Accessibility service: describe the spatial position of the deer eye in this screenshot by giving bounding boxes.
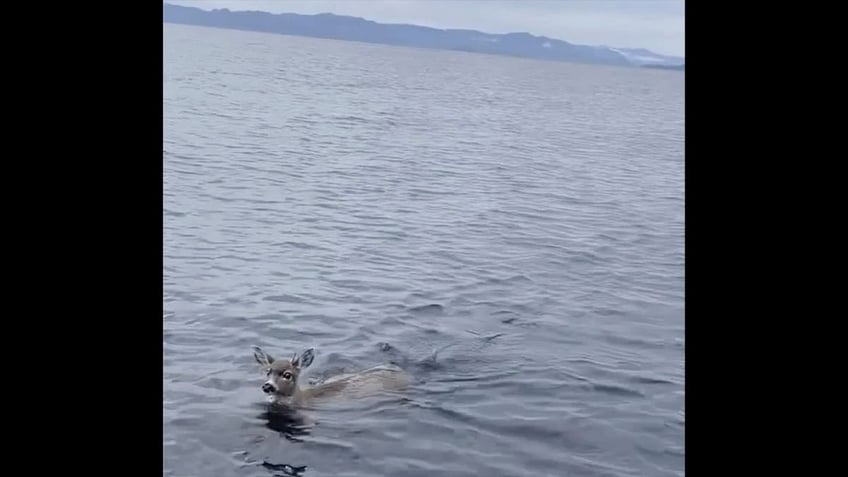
[282,372,293,380]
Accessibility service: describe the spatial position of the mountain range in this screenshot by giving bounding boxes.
[163,3,684,69]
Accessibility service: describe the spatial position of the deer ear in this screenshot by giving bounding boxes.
[291,347,315,369]
[253,346,274,368]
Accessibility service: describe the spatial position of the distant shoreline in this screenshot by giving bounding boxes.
[641,64,685,71]
[163,3,684,69]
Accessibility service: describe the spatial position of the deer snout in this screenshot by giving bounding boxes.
[262,382,276,394]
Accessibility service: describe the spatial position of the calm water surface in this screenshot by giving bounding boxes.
[164,23,684,477]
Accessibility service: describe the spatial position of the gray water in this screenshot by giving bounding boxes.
[164,23,684,477]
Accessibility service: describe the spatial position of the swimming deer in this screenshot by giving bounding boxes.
[253,345,410,406]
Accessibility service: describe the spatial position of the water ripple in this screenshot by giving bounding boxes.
[165,24,684,477]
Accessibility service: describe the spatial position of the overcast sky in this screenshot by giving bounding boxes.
[168,1,685,57]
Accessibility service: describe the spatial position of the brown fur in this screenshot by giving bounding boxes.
[254,346,409,406]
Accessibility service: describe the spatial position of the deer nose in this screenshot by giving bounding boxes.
[262,383,275,393]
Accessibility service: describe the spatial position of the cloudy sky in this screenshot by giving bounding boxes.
[168,1,685,57]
